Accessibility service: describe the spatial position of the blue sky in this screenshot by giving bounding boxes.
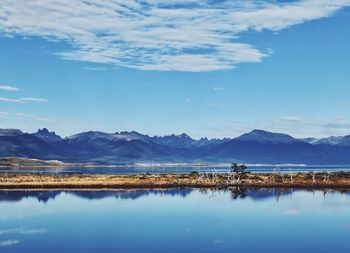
[0,0,350,139]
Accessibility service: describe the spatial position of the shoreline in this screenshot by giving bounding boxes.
[3,157,350,169]
[1,172,350,190]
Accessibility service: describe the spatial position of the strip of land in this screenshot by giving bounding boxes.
[0,157,218,168]
[1,172,350,190]
[0,157,78,167]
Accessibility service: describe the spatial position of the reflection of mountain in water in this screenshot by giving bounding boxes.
[70,188,193,200]
[0,189,193,203]
[0,188,349,203]
[225,188,350,201]
[197,188,295,201]
[0,190,62,203]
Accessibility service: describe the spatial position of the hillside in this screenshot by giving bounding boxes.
[1,128,350,165]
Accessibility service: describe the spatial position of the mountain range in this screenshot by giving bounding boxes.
[1,128,350,165]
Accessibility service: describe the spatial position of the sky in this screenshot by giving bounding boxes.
[0,0,350,139]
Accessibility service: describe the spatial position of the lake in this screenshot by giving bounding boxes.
[0,188,349,253]
[1,165,350,174]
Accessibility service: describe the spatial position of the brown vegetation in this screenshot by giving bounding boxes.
[1,172,350,190]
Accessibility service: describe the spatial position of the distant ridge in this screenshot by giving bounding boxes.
[313,135,350,146]
[1,128,350,165]
[0,128,23,136]
[235,129,297,143]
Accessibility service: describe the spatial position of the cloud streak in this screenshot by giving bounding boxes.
[0,228,47,235]
[0,0,349,71]
[83,67,107,71]
[195,114,350,139]
[0,97,48,103]
[0,85,19,91]
[20,97,49,103]
[0,240,19,247]
[213,87,224,91]
[0,97,24,103]
[281,116,303,122]
[0,111,58,122]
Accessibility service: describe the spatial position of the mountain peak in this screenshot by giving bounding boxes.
[236,129,297,143]
[113,131,150,141]
[178,133,191,139]
[37,128,50,134]
[34,128,62,142]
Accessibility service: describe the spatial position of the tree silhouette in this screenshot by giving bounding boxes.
[230,163,247,175]
[230,163,248,184]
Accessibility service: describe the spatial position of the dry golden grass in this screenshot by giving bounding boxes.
[1,172,350,190]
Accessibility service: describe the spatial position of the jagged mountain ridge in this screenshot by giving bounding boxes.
[33,128,62,143]
[1,128,350,164]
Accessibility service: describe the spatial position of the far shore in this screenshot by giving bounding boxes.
[0,156,226,168]
[1,172,350,190]
[2,157,350,169]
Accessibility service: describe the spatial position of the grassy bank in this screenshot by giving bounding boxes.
[1,172,350,190]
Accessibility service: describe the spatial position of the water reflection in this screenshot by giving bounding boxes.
[1,188,350,253]
[1,188,349,203]
[0,189,193,203]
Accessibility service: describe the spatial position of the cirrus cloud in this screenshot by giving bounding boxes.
[0,240,19,247]
[0,97,24,103]
[0,0,349,72]
[0,97,48,103]
[0,228,47,235]
[20,97,49,103]
[0,111,58,122]
[0,85,19,91]
[281,116,303,122]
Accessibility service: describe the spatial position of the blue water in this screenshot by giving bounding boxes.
[1,165,350,174]
[0,188,350,252]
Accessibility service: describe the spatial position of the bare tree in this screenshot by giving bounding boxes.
[230,163,248,184]
[312,171,316,183]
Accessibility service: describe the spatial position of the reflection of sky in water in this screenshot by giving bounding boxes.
[0,189,350,252]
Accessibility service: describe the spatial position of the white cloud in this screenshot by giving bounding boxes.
[0,97,49,103]
[0,228,47,235]
[0,240,19,247]
[0,85,19,91]
[281,116,303,122]
[0,111,58,122]
[18,228,47,235]
[0,0,349,72]
[213,87,224,91]
[20,97,49,103]
[0,97,23,103]
[195,115,350,139]
[83,67,107,71]
[269,116,350,137]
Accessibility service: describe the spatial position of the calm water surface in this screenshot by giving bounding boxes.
[0,188,349,252]
[1,165,350,174]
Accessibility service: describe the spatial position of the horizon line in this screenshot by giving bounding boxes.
[1,127,348,141]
